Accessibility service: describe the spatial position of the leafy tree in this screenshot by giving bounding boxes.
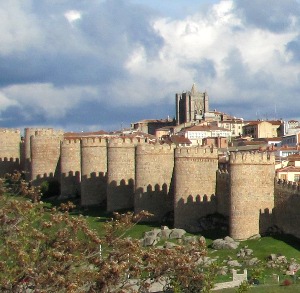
[0,172,216,292]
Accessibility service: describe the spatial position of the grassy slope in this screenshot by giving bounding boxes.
[43,198,300,292]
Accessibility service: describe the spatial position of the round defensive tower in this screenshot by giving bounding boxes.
[60,138,81,198]
[229,151,275,240]
[0,128,21,176]
[174,146,218,230]
[107,138,137,212]
[135,141,175,222]
[25,128,64,181]
[81,137,107,206]
[30,130,64,186]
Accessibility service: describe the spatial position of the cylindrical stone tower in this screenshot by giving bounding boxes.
[174,146,218,230]
[0,128,21,176]
[30,130,63,185]
[107,138,136,212]
[135,141,175,222]
[81,137,107,206]
[60,138,81,198]
[229,151,275,240]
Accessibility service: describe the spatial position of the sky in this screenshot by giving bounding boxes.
[1,0,300,132]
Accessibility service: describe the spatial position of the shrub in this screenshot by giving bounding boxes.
[40,180,60,197]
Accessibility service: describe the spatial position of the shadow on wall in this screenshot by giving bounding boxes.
[259,208,274,236]
[175,194,218,231]
[135,183,174,223]
[81,172,107,206]
[61,171,81,198]
[107,178,134,212]
[0,158,20,177]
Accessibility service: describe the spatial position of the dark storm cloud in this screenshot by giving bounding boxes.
[234,0,300,32]
[0,0,163,88]
[2,0,300,131]
[286,35,300,62]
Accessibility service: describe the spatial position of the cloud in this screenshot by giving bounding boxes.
[1,0,300,131]
[234,0,300,33]
[1,83,97,119]
[64,10,81,23]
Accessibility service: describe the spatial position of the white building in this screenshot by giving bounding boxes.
[179,125,231,145]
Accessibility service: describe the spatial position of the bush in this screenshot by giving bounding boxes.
[40,180,60,197]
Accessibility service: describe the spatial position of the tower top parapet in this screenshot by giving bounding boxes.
[81,137,107,147]
[229,151,275,165]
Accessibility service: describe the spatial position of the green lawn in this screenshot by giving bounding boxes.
[41,197,300,292]
[216,283,300,292]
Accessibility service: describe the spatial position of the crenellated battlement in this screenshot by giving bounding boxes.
[31,135,63,142]
[108,137,140,147]
[136,142,175,154]
[2,126,300,240]
[175,146,218,158]
[0,128,20,134]
[61,138,81,145]
[230,151,275,165]
[217,169,229,179]
[177,194,216,204]
[33,128,64,137]
[0,157,19,162]
[81,137,107,147]
[275,179,300,192]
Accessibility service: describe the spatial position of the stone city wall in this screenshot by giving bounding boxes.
[0,128,21,176]
[229,152,275,240]
[135,142,175,222]
[174,146,218,229]
[30,131,64,185]
[4,127,300,241]
[107,138,137,212]
[81,137,107,206]
[60,138,81,198]
[273,180,300,238]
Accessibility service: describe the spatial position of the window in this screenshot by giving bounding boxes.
[294,174,300,182]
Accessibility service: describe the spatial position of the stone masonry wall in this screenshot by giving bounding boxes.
[81,137,107,206]
[60,138,81,198]
[30,131,64,185]
[229,152,275,240]
[216,170,230,217]
[273,181,300,238]
[0,128,21,176]
[107,138,137,212]
[174,146,218,230]
[135,141,175,222]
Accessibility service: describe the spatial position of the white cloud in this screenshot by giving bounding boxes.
[2,83,98,119]
[0,1,43,54]
[64,10,81,23]
[1,0,300,129]
[121,0,300,119]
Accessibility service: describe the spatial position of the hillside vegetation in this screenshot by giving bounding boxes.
[1,172,300,293]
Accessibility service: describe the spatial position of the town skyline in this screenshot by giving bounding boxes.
[1,0,300,132]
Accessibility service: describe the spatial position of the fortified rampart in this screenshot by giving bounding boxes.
[81,137,107,206]
[174,146,218,229]
[0,128,21,176]
[30,129,64,185]
[229,152,275,240]
[60,138,81,198]
[216,170,230,217]
[272,181,300,239]
[107,138,137,212]
[4,127,300,240]
[135,142,175,222]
